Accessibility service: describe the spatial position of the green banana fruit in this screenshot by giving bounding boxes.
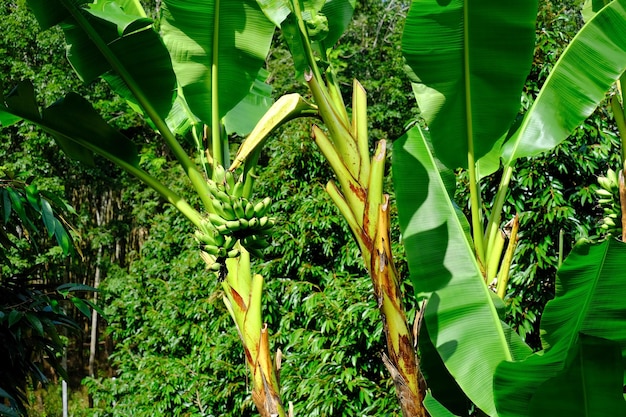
[244,200,255,219]
[225,170,236,191]
[233,199,246,219]
[232,181,245,199]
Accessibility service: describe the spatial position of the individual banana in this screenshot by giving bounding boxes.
[213,164,226,183]
[595,188,614,198]
[224,220,243,233]
[208,213,229,227]
[211,198,237,221]
[231,180,245,199]
[258,216,275,230]
[603,217,616,227]
[223,235,236,250]
[233,199,246,219]
[200,244,222,256]
[244,200,255,219]
[253,197,272,217]
[225,170,236,191]
[238,218,250,229]
[194,230,216,245]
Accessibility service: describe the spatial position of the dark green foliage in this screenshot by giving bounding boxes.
[0,176,95,416]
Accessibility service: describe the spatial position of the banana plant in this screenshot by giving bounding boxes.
[396,0,626,415]
[232,0,430,414]
[0,0,292,415]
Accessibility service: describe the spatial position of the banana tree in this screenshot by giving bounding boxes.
[0,0,287,415]
[395,0,626,415]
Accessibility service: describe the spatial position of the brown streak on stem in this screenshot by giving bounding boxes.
[371,197,428,417]
[229,287,247,311]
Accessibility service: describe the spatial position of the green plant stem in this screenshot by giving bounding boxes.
[291,0,324,87]
[60,0,212,211]
[485,165,514,257]
[496,214,519,299]
[306,72,360,178]
[352,79,370,184]
[211,0,223,168]
[467,149,486,273]
[118,159,203,229]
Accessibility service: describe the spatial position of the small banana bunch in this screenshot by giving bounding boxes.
[596,168,622,234]
[195,168,275,270]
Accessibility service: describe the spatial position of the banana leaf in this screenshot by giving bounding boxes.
[494,239,626,417]
[25,0,177,120]
[528,334,626,417]
[393,125,520,416]
[0,81,138,167]
[501,0,626,163]
[402,0,537,169]
[160,0,275,125]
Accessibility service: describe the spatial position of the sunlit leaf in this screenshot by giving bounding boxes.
[502,0,626,163]
[402,0,537,169]
[393,125,512,415]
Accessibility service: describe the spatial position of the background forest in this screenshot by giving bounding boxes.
[0,0,621,415]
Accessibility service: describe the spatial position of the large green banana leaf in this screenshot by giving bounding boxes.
[402,0,537,169]
[393,126,519,416]
[501,0,626,164]
[160,0,275,125]
[25,0,177,120]
[494,239,626,417]
[0,81,138,167]
[529,334,626,417]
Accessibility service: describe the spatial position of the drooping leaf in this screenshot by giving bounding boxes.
[502,0,626,163]
[160,0,275,125]
[528,334,626,417]
[57,283,99,294]
[40,199,56,238]
[393,126,513,416]
[24,0,176,120]
[1,81,139,167]
[494,239,626,417]
[319,0,356,49]
[53,218,72,255]
[24,184,40,211]
[8,310,22,327]
[402,0,537,169]
[71,297,92,318]
[25,313,44,337]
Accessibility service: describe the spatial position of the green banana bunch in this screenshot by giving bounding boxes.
[595,168,622,235]
[203,167,276,259]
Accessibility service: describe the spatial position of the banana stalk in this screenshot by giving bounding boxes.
[307,75,427,415]
[374,195,427,417]
[220,250,285,417]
